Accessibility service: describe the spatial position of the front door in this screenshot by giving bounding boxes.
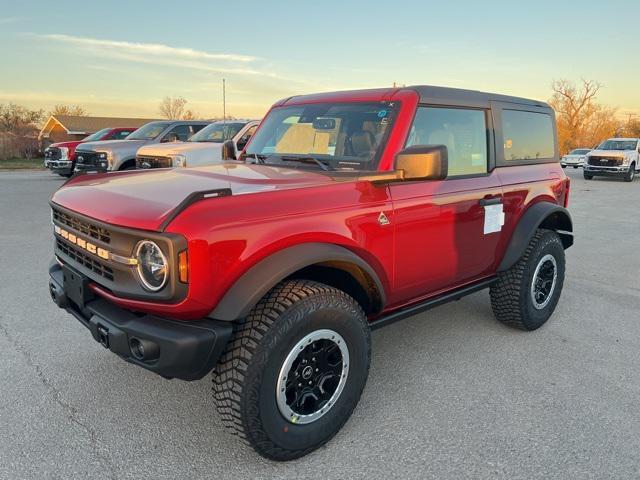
[388,105,504,307]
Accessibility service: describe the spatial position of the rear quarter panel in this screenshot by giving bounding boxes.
[496,163,569,260]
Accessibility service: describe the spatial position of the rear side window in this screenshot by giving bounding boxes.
[502,110,554,161]
[407,107,488,176]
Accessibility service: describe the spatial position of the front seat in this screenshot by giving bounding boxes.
[348,130,376,158]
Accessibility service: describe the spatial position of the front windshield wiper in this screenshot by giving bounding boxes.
[242,153,268,164]
[279,155,334,171]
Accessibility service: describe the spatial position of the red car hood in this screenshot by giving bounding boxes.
[48,140,83,149]
[51,163,334,231]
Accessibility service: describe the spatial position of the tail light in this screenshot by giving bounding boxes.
[564,178,570,207]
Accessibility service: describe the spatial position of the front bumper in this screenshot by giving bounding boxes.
[584,165,630,175]
[74,162,108,174]
[561,160,583,167]
[48,160,73,175]
[48,262,232,381]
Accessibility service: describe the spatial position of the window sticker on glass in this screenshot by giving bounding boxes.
[377,110,388,118]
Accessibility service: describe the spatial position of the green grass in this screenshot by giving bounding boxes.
[0,157,46,170]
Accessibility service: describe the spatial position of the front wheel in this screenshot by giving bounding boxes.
[624,164,635,182]
[584,172,594,180]
[490,229,565,331]
[212,280,371,461]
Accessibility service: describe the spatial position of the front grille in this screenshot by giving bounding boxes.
[75,151,99,166]
[588,156,623,167]
[45,148,61,161]
[136,155,172,169]
[56,238,114,281]
[52,208,111,244]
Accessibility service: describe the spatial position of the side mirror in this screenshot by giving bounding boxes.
[395,145,448,181]
[222,139,236,160]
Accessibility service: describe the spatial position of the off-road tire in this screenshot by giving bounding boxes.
[212,280,371,461]
[623,163,635,182]
[583,172,594,180]
[490,229,565,331]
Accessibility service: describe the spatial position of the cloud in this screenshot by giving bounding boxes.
[39,34,256,63]
[0,17,22,24]
[27,33,289,78]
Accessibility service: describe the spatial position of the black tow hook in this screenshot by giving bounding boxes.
[97,325,109,348]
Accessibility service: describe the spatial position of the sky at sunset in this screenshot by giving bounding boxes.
[1,0,638,120]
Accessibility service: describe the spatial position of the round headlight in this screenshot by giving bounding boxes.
[135,240,168,291]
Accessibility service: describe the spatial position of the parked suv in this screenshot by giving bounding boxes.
[74,120,210,173]
[583,138,640,181]
[48,86,572,461]
[44,127,137,177]
[136,120,260,169]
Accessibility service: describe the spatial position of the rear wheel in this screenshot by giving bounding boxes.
[212,280,371,461]
[490,229,565,331]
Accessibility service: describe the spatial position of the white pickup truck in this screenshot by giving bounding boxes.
[135,120,259,169]
[583,138,640,182]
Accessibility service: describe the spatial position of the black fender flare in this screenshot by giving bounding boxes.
[209,243,386,321]
[498,202,573,272]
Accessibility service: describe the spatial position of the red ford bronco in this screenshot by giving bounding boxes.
[48,86,572,460]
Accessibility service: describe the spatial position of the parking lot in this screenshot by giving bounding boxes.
[1,168,639,479]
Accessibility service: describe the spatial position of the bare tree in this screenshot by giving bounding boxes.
[0,103,43,135]
[549,79,621,154]
[621,117,640,137]
[49,104,89,117]
[159,96,188,119]
[0,103,44,159]
[182,109,201,120]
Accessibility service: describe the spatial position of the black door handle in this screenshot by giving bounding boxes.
[479,197,502,206]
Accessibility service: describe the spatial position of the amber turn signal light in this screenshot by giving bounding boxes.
[178,250,189,283]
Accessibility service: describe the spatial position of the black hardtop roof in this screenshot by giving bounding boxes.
[407,85,550,108]
[280,85,550,110]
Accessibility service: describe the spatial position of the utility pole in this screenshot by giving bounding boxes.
[222,78,226,124]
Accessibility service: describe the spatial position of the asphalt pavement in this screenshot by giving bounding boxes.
[0,168,639,479]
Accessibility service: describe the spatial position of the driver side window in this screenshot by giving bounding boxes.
[237,125,257,150]
[407,107,488,176]
[164,125,191,142]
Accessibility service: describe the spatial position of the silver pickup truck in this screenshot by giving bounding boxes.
[135,120,259,169]
[74,120,211,173]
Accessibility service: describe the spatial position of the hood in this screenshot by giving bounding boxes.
[137,141,224,167]
[587,149,627,157]
[137,141,220,156]
[47,140,83,149]
[51,163,334,231]
[77,139,146,153]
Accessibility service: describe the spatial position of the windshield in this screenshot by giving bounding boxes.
[597,140,638,151]
[569,149,590,155]
[189,122,246,143]
[127,122,172,140]
[244,102,397,171]
[82,128,112,142]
